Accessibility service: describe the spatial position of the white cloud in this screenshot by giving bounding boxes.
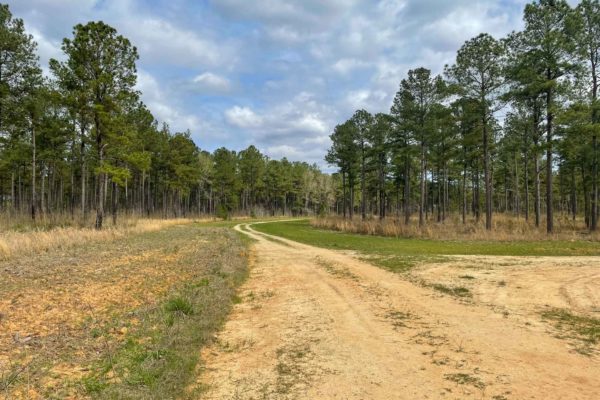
[225,92,332,148]
[332,58,370,75]
[225,106,264,128]
[125,18,231,68]
[344,89,389,111]
[192,72,232,93]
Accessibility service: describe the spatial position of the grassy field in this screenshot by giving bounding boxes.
[0,221,250,399]
[252,219,600,272]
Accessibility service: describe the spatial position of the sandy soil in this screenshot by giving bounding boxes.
[412,255,600,318]
[197,223,600,400]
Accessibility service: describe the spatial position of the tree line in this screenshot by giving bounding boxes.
[0,4,335,228]
[326,0,600,233]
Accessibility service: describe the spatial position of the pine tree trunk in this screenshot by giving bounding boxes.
[95,143,105,230]
[404,155,410,224]
[350,182,354,220]
[592,134,598,231]
[483,122,492,230]
[534,154,541,228]
[524,155,530,222]
[342,172,347,219]
[31,122,36,221]
[462,162,467,224]
[41,165,46,216]
[112,181,118,225]
[546,81,554,233]
[419,139,426,227]
[361,148,366,220]
[513,153,521,217]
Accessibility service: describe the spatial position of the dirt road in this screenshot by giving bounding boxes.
[196,223,600,399]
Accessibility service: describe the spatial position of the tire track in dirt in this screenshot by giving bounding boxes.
[195,223,600,399]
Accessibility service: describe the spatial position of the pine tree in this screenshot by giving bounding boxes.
[446,33,506,230]
[52,21,139,229]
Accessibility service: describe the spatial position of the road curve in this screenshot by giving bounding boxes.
[193,222,600,400]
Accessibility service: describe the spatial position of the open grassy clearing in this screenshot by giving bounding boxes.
[252,220,600,272]
[0,222,250,399]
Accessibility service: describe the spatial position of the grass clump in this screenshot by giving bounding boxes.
[541,309,600,353]
[444,373,485,389]
[431,284,472,298]
[164,297,194,316]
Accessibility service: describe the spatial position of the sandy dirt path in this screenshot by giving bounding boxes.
[196,223,600,400]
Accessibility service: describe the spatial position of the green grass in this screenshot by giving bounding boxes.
[541,308,600,353]
[252,219,600,257]
[431,284,472,298]
[250,219,600,274]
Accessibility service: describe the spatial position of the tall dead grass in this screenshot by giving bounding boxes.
[0,218,191,260]
[312,214,600,242]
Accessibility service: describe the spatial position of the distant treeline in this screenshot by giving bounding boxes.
[0,4,334,227]
[326,0,600,233]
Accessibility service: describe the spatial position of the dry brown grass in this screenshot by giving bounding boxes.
[0,218,192,260]
[312,214,600,242]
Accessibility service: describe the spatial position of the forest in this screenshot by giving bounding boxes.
[326,0,600,233]
[2,0,600,234]
[2,2,600,398]
[0,4,334,229]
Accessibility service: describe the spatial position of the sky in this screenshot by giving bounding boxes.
[8,0,580,168]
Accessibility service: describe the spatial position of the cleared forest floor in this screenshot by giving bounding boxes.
[195,222,600,399]
[0,222,249,399]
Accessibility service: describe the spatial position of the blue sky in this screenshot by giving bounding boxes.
[8,0,580,167]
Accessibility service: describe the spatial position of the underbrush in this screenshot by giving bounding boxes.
[313,214,599,242]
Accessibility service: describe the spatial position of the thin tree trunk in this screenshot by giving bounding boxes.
[534,153,541,228]
[95,144,105,230]
[483,122,492,230]
[404,156,410,224]
[546,81,554,233]
[462,160,467,224]
[592,134,598,230]
[31,122,36,221]
[524,152,530,222]
[41,165,46,215]
[342,171,347,219]
[571,168,577,221]
[361,148,366,220]
[419,139,426,227]
[112,181,118,225]
[514,152,520,216]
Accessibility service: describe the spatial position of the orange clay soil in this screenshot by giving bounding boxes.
[194,223,600,400]
[0,223,205,399]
